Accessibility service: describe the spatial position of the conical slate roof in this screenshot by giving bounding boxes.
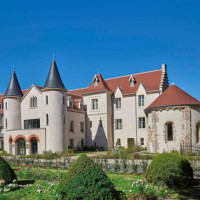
[44,58,66,90]
[146,84,200,110]
[4,70,23,98]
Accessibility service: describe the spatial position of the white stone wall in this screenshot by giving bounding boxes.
[66,110,85,150]
[4,98,21,130]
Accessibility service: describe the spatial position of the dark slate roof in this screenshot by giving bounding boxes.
[4,70,23,98]
[44,58,66,90]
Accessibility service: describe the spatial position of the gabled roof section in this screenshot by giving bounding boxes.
[84,73,111,94]
[69,69,163,96]
[4,70,23,98]
[43,57,66,91]
[146,84,200,110]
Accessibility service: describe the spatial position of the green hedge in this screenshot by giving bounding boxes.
[0,156,17,184]
[59,167,119,200]
[145,153,193,187]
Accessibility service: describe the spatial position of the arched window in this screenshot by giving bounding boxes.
[30,96,37,108]
[17,138,26,155]
[31,138,38,154]
[46,114,49,126]
[196,122,200,144]
[166,123,173,141]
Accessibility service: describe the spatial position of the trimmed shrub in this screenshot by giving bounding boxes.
[61,154,100,183]
[0,156,17,184]
[59,167,119,200]
[145,153,193,187]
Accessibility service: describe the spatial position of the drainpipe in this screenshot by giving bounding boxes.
[135,94,138,146]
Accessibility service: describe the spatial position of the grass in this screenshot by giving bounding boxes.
[1,166,200,199]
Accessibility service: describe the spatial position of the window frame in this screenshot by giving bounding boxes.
[92,98,98,110]
[80,122,84,132]
[166,123,173,141]
[116,98,121,109]
[116,119,122,130]
[69,121,74,133]
[138,117,145,129]
[138,95,144,107]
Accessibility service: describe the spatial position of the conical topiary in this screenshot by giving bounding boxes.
[61,154,100,183]
[0,156,17,184]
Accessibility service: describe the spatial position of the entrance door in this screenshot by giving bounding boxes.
[17,139,26,155]
[31,138,38,154]
[127,138,134,149]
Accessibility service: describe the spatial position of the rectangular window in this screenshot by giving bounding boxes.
[45,96,48,105]
[92,99,98,110]
[116,138,121,146]
[70,139,74,149]
[69,101,73,109]
[24,119,40,129]
[116,119,122,129]
[80,122,84,132]
[116,98,121,109]
[89,121,92,128]
[0,103,2,110]
[140,138,144,145]
[5,102,7,110]
[138,117,145,128]
[69,121,74,133]
[138,95,144,107]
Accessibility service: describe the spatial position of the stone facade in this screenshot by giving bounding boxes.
[0,60,200,155]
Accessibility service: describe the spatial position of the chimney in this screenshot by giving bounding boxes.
[162,63,167,72]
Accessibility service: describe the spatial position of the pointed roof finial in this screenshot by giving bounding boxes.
[13,65,15,72]
[53,52,55,61]
[97,68,99,74]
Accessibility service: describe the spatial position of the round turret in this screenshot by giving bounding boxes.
[3,69,23,130]
[42,57,67,152]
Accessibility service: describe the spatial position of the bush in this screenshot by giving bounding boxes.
[145,153,193,187]
[61,154,100,183]
[59,167,119,200]
[0,156,17,184]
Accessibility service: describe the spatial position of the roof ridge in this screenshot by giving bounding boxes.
[69,87,89,91]
[105,69,162,81]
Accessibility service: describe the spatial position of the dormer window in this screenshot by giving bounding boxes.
[93,75,99,87]
[68,96,73,109]
[30,96,37,108]
[79,99,83,110]
[129,76,135,87]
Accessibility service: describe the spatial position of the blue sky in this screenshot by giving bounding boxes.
[0,0,199,99]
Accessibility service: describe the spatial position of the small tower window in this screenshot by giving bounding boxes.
[45,96,48,105]
[46,114,49,126]
[5,102,7,110]
[63,96,65,105]
[5,118,7,129]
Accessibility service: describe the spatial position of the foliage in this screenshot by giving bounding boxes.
[145,153,194,187]
[0,150,10,156]
[15,165,66,182]
[0,157,17,184]
[61,154,100,183]
[59,167,119,200]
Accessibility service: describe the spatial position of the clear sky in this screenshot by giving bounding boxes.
[0,0,199,99]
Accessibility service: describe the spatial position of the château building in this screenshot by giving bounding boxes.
[0,57,200,155]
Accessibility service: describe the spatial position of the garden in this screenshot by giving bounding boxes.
[0,147,200,199]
